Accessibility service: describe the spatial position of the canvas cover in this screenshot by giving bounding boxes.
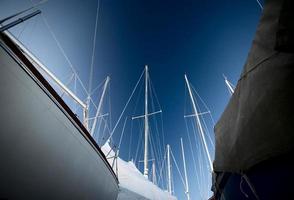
[214,0,294,173]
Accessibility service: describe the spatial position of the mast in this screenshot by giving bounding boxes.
[83,106,89,130]
[90,76,110,136]
[144,65,149,177]
[152,160,156,185]
[223,74,235,95]
[184,74,213,171]
[167,144,172,194]
[131,65,161,178]
[181,138,190,200]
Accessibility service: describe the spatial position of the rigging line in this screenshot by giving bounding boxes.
[134,119,144,163]
[106,68,145,141]
[190,83,215,125]
[129,75,144,160]
[90,76,106,96]
[40,14,89,96]
[201,115,215,148]
[170,148,186,188]
[81,96,98,111]
[149,79,164,157]
[88,0,100,95]
[118,117,128,151]
[160,113,166,154]
[171,166,175,195]
[100,117,109,140]
[192,115,206,195]
[108,83,112,131]
[148,82,164,171]
[191,87,214,164]
[100,116,112,142]
[95,115,110,134]
[184,118,201,194]
[90,97,98,110]
[149,78,165,157]
[157,146,167,185]
[60,73,75,98]
[74,74,77,111]
[137,134,144,169]
[256,0,263,9]
[96,116,103,140]
[191,116,210,198]
[128,119,134,161]
[165,156,168,191]
[100,121,107,144]
[149,77,162,109]
[132,84,144,116]
[149,78,166,166]
[192,89,215,149]
[150,128,163,176]
[191,115,205,172]
[17,18,29,39]
[25,12,39,46]
[149,130,157,166]
[148,128,156,162]
[149,128,161,179]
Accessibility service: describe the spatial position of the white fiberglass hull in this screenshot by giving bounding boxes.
[0,33,118,199]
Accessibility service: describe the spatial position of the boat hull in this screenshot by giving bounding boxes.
[0,34,118,199]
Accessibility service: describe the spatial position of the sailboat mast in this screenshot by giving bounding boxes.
[184,74,213,171]
[152,160,156,184]
[181,138,190,200]
[167,144,172,194]
[90,76,110,136]
[223,74,235,95]
[144,65,149,177]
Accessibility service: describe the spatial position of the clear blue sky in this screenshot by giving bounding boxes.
[0,0,263,199]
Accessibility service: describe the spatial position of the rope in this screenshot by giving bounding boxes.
[170,148,186,188]
[134,119,144,164]
[184,118,201,194]
[88,0,100,96]
[118,117,128,152]
[149,78,165,170]
[17,19,29,39]
[128,119,134,161]
[90,76,106,95]
[41,14,89,96]
[157,147,167,186]
[128,78,144,160]
[106,68,145,141]
[191,84,216,125]
[256,0,263,9]
[243,174,260,200]
[240,176,249,198]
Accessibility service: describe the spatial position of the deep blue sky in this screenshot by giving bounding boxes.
[0,0,263,199]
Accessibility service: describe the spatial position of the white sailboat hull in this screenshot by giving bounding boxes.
[0,33,118,199]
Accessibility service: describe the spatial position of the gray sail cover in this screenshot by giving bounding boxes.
[214,0,294,173]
